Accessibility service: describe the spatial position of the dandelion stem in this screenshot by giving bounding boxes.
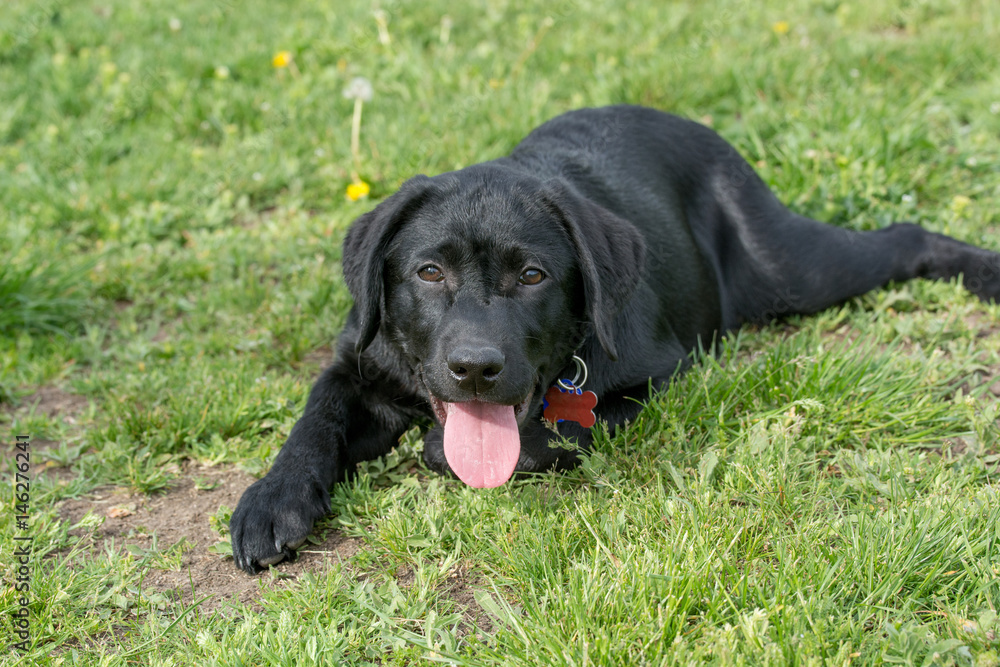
[374,10,391,47]
[351,97,364,183]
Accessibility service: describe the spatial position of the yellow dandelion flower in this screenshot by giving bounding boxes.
[346,180,370,201]
[772,21,790,36]
[272,51,293,68]
[951,195,971,216]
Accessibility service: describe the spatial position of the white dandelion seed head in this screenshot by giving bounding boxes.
[343,76,374,102]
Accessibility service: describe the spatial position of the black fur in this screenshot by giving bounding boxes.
[230,105,1000,573]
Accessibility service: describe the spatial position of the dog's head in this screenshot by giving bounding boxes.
[342,166,644,487]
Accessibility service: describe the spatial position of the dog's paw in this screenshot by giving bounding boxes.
[229,473,330,574]
[421,426,452,476]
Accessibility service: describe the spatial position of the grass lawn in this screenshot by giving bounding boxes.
[2,0,1000,664]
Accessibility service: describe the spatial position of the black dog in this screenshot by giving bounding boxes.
[230,105,1000,573]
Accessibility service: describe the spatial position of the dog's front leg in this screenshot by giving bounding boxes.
[230,359,411,573]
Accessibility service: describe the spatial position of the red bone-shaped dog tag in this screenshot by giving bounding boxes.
[543,383,598,428]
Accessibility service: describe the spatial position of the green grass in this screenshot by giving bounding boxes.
[2,0,1000,664]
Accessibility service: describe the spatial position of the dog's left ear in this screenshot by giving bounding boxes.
[543,180,645,361]
[343,175,435,353]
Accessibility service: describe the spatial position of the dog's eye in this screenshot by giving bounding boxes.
[518,269,545,285]
[418,265,445,282]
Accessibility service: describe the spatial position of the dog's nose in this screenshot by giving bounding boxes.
[447,345,504,392]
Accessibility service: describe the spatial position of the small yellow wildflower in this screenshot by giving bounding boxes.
[272,51,293,68]
[346,180,370,201]
[772,21,790,36]
[951,195,971,216]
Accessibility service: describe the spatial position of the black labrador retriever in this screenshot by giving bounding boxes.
[230,105,1000,573]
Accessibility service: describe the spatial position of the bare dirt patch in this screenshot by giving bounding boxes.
[2,384,90,423]
[57,461,364,614]
[963,311,1000,340]
[393,563,495,636]
[442,569,495,637]
[1,385,91,482]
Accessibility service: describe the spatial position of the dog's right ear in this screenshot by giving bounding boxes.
[342,175,434,354]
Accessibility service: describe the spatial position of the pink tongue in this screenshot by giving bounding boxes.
[443,402,520,488]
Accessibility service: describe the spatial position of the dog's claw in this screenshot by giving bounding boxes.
[255,537,307,568]
[258,551,288,567]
